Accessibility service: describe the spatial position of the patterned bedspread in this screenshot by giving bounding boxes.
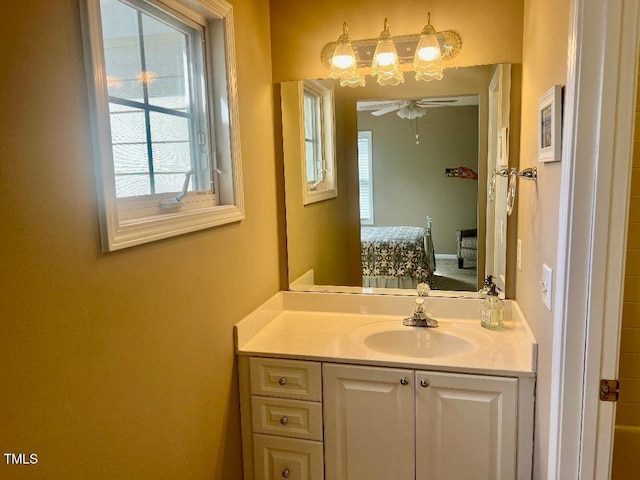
[361,226,434,285]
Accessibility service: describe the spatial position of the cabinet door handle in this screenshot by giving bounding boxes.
[278,377,287,386]
[281,468,290,478]
[400,377,409,385]
[279,416,288,425]
[420,378,430,388]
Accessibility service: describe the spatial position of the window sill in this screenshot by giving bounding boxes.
[103,203,244,251]
[303,187,338,205]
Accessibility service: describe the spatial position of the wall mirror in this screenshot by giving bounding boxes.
[280,63,515,297]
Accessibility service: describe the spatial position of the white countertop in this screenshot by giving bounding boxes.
[235,291,537,378]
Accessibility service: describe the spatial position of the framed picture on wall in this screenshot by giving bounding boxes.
[538,85,563,162]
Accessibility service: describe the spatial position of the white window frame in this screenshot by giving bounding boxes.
[358,130,374,225]
[300,79,337,205]
[81,0,244,251]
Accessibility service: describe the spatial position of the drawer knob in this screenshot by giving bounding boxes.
[279,416,288,425]
[400,377,409,386]
[278,377,287,386]
[281,468,290,478]
[420,378,430,388]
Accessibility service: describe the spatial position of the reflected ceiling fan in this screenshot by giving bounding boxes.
[358,98,459,119]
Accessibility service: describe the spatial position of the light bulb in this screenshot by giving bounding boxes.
[332,54,355,70]
[417,46,439,62]
[376,51,397,67]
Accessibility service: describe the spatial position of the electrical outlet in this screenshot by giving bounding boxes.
[517,239,522,271]
[541,264,553,311]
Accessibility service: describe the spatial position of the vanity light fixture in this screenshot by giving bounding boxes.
[321,13,461,88]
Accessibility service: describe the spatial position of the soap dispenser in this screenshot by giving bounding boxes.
[478,275,494,299]
[481,283,504,330]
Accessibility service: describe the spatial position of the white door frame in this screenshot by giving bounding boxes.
[548,0,639,479]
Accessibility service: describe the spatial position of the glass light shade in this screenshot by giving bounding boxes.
[413,17,444,82]
[329,23,359,80]
[340,72,366,88]
[371,18,403,85]
[375,71,404,86]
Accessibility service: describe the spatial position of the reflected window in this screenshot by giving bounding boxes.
[303,88,322,186]
[358,131,374,224]
[301,80,337,205]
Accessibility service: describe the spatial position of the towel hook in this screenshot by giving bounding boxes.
[505,167,537,216]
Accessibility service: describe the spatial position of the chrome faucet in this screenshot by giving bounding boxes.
[403,283,439,328]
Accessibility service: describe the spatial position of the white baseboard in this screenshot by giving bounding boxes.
[435,254,457,260]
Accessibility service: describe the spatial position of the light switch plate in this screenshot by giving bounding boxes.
[517,239,522,271]
[542,264,553,311]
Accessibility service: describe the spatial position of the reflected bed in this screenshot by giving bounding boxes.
[361,226,436,289]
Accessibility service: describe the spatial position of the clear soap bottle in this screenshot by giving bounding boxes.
[481,284,504,330]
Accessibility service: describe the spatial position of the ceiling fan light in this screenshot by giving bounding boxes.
[329,23,359,80]
[414,14,444,82]
[397,105,426,120]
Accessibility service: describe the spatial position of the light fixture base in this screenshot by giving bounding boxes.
[321,30,461,70]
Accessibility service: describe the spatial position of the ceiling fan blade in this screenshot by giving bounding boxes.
[417,100,458,107]
[417,99,458,105]
[371,104,405,116]
[357,101,405,111]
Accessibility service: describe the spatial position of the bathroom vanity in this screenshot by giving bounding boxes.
[235,291,537,480]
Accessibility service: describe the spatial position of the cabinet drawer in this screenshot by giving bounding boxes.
[250,357,322,401]
[252,396,323,441]
[253,434,324,480]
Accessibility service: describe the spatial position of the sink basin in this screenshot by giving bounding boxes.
[348,320,490,359]
[364,329,475,358]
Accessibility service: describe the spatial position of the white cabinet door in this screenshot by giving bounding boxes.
[323,363,415,480]
[415,371,518,480]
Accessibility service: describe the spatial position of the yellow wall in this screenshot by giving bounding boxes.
[611,69,640,479]
[269,0,525,82]
[0,1,279,478]
[515,0,570,478]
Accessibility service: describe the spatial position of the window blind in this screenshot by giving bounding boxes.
[357,131,373,224]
